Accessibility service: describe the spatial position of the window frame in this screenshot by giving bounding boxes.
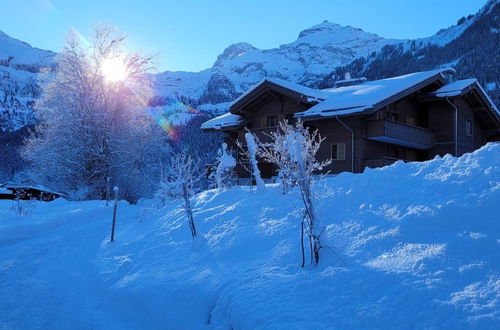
[331,143,346,161]
[465,119,473,137]
[266,115,278,128]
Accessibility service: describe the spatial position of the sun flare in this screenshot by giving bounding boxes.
[101,57,127,82]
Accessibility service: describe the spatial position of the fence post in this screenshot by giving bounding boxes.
[110,186,119,242]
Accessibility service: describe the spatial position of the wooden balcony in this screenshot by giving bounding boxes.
[366,120,435,150]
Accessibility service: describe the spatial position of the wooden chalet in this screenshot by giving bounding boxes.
[201,68,500,180]
[0,183,64,201]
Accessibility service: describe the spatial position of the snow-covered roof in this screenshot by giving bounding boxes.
[201,113,244,131]
[334,77,368,88]
[296,68,455,119]
[428,79,477,97]
[230,78,330,110]
[1,183,63,196]
[424,79,500,116]
[0,187,13,194]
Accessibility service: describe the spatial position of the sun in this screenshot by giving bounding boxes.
[101,56,127,82]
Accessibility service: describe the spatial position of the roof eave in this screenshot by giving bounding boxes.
[296,108,375,121]
[201,124,241,133]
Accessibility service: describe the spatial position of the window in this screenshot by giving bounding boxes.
[387,112,399,122]
[465,119,473,136]
[266,115,278,127]
[331,143,346,161]
[407,116,416,126]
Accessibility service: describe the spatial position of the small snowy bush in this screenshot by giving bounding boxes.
[244,133,266,191]
[214,143,237,190]
[251,119,331,266]
[157,151,201,239]
[11,191,36,216]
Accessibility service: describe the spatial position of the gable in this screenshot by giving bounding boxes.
[420,79,500,128]
[230,79,328,115]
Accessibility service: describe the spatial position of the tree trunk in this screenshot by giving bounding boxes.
[183,184,197,239]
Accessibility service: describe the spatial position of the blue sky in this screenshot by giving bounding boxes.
[0,0,489,72]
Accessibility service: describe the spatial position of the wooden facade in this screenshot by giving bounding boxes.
[0,184,64,201]
[202,72,500,179]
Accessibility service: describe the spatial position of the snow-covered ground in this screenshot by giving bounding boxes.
[1,143,499,329]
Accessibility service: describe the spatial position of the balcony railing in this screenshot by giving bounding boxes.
[366,120,435,150]
[364,157,401,169]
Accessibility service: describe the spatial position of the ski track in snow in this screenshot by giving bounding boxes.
[0,143,499,329]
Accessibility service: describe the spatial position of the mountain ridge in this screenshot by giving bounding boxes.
[0,0,498,132]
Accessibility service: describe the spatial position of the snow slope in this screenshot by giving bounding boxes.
[1,143,499,329]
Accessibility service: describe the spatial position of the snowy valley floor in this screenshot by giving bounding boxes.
[1,143,500,329]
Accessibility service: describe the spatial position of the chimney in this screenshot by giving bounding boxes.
[334,73,368,88]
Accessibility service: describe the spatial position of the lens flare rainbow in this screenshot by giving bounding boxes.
[150,98,202,142]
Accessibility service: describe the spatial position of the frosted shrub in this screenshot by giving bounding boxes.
[158,151,201,239]
[11,191,36,216]
[244,133,266,191]
[214,143,237,189]
[251,119,331,266]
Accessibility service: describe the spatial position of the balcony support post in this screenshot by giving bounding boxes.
[445,97,458,157]
[336,116,355,173]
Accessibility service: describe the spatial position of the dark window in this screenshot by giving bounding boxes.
[465,119,473,136]
[387,112,399,122]
[331,143,346,161]
[266,115,278,127]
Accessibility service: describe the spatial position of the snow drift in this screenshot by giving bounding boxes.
[0,143,499,329]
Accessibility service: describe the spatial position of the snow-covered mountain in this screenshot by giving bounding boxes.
[152,0,499,112]
[318,0,500,104]
[0,31,55,131]
[0,0,498,131]
[153,22,403,108]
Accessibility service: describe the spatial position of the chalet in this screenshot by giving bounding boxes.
[201,68,500,179]
[0,183,64,201]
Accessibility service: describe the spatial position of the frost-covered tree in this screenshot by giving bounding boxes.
[250,119,331,266]
[22,25,165,201]
[235,132,266,191]
[245,132,266,191]
[213,143,236,189]
[168,115,223,190]
[158,151,201,239]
